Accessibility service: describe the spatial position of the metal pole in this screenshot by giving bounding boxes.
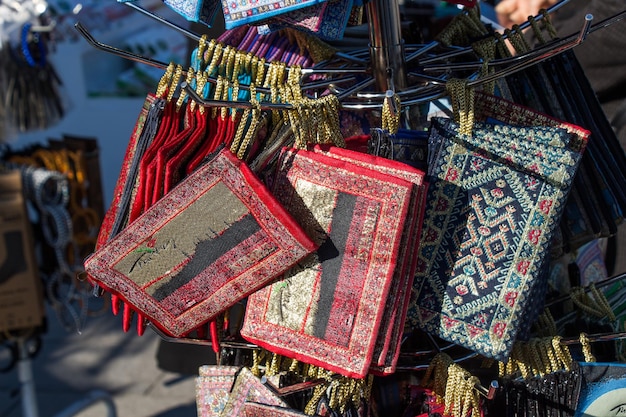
[17,340,40,417]
[365,0,408,91]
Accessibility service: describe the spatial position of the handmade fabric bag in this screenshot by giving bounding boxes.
[310,144,429,374]
[242,147,414,377]
[406,117,585,360]
[472,91,594,254]
[260,0,354,41]
[220,367,289,416]
[85,148,317,337]
[196,365,240,417]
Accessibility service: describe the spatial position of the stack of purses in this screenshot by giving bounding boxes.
[257,0,354,41]
[241,146,428,377]
[311,144,429,375]
[407,117,586,361]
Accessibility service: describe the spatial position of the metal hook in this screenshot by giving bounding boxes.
[181,81,296,110]
[465,13,594,87]
[546,271,626,308]
[124,1,368,66]
[74,21,176,70]
[422,11,600,75]
[74,20,363,78]
[418,0,573,65]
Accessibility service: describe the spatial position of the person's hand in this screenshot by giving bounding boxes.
[495,0,558,28]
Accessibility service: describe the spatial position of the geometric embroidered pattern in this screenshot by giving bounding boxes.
[472,91,593,253]
[164,0,219,26]
[265,0,354,41]
[221,0,325,29]
[406,118,585,361]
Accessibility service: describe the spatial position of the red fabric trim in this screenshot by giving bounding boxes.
[311,144,429,372]
[96,95,155,249]
[85,148,316,337]
[241,147,413,378]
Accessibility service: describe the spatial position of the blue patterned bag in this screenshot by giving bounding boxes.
[261,0,354,41]
[117,0,219,27]
[164,0,220,27]
[221,0,326,30]
[406,117,585,361]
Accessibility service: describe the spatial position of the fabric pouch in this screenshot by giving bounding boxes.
[309,144,429,374]
[85,148,317,337]
[95,95,158,250]
[221,367,288,416]
[406,117,584,361]
[472,91,595,253]
[241,147,413,377]
[489,363,582,416]
[262,0,354,41]
[221,0,326,29]
[196,365,240,417]
[164,0,220,27]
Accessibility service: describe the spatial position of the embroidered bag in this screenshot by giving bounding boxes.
[164,0,220,27]
[85,148,317,337]
[489,363,582,416]
[262,0,354,41]
[95,95,160,249]
[406,117,584,361]
[472,91,594,253]
[196,365,240,417]
[221,0,326,30]
[241,147,414,378]
[422,118,581,344]
[220,367,288,416]
[310,144,429,374]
